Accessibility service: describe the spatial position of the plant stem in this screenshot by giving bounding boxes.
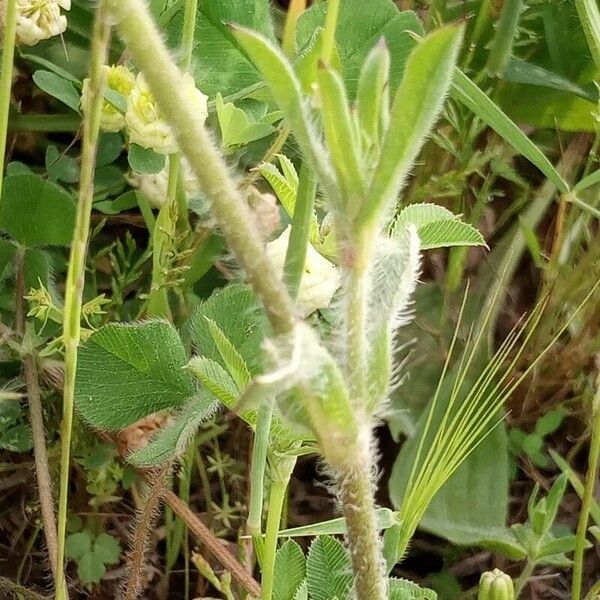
[514,560,535,598]
[335,425,387,600]
[572,376,600,600]
[8,114,82,132]
[247,402,273,558]
[321,0,341,66]
[55,6,111,599]
[486,0,523,77]
[282,0,306,57]
[261,471,292,600]
[283,163,317,298]
[14,249,63,592]
[0,0,17,202]
[107,0,295,336]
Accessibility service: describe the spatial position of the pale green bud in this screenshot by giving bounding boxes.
[478,569,515,600]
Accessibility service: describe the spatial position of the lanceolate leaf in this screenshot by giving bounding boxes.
[75,321,197,430]
[359,26,464,229]
[451,69,570,193]
[229,25,339,203]
[0,174,76,247]
[574,0,600,70]
[388,578,437,600]
[306,536,353,600]
[187,356,239,407]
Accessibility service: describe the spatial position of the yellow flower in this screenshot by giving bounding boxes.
[266,226,341,317]
[2,0,70,46]
[81,64,135,133]
[125,73,208,155]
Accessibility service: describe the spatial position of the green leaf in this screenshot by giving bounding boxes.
[297,0,423,98]
[260,158,298,218]
[166,0,274,98]
[357,40,391,146]
[187,356,239,408]
[277,508,398,538]
[229,25,338,202]
[32,70,81,113]
[317,65,365,203]
[128,144,166,174]
[451,69,570,193]
[205,318,251,390]
[128,392,217,466]
[273,540,306,600]
[97,132,124,167]
[93,533,120,565]
[215,94,278,149]
[550,450,600,526]
[0,174,76,247]
[186,284,268,375]
[574,0,600,70]
[360,26,464,228]
[306,536,353,600]
[535,409,564,437]
[77,552,106,584]
[75,321,197,431]
[389,577,437,599]
[503,58,597,103]
[417,220,486,250]
[65,531,92,560]
[93,190,140,215]
[392,203,486,250]
[574,169,600,192]
[46,145,80,184]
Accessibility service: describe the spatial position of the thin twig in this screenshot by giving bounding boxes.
[163,490,262,598]
[14,248,62,591]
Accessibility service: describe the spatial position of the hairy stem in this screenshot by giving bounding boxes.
[572,376,600,600]
[123,467,169,600]
[514,560,535,598]
[321,0,341,66]
[14,250,63,592]
[107,0,295,336]
[0,0,17,201]
[56,7,111,599]
[335,425,387,600]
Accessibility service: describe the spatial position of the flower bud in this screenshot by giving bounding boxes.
[478,569,515,600]
[81,64,135,133]
[126,73,208,155]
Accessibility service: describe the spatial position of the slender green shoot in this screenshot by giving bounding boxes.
[0,0,17,204]
[56,6,111,599]
[572,374,600,600]
[321,0,341,66]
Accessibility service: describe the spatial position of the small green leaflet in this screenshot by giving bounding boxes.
[128,144,166,174]
[32,70,81,113]
[75,321,198,431]
[0,174,76,247]
[273,540,306,600]
[306,536,353,600]
[392,203,486,250]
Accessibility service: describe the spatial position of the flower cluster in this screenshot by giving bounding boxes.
[81,67,208,156]
[1,0,71,46]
